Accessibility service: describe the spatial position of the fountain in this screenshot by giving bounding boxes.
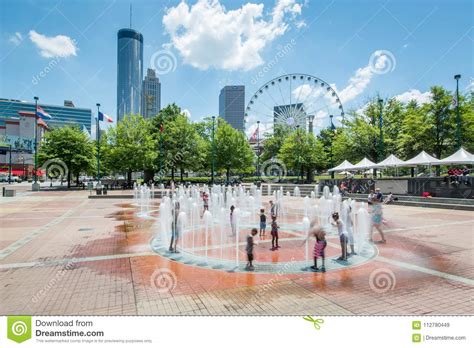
[147,183,377,273]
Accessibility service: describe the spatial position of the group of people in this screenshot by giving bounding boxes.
[169,189,387,272]
[245,193,387,272]
[445,167,470,185]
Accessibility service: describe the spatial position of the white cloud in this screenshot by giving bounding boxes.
[335,65,373,104]
[162,0,303,71]
[9,32,23,46]
[394,89,432,104]
[182,109,191,118]
[29,30,77,58]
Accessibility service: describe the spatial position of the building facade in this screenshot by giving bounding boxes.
[117,28,143,122]
[142,68,161,119]
[0,111,49,178]
[0,98,92,133]
[219,86,245,131]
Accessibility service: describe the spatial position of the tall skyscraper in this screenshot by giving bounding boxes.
[142,68,161,119]
[117,28,143,122]
[219,86,245,131]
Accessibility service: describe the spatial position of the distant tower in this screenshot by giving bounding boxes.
[219,86,245,131]
[308,115,315,133]
[117,28,143,122]
[142,68,161,119]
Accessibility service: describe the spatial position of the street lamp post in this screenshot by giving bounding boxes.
[256,120,260,181]
[378,98,384,162]
[211,116,216,185]
[96,103,101,187]
[454,74,462,149]
[159,115,164,184]
[32,96,40,191]
[8,144,12,184]
[296,124,301,180]
[329,115,335,179]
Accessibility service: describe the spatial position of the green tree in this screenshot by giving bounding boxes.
[38,126,95,188]
[161,114,206,181]
[279,128,327,181]
[215,119,254,181]
[104,114,155,184]
[261,125,291,162]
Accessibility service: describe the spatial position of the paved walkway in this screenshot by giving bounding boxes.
[0,190,472,315]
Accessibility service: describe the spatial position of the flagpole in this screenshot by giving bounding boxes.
[33,96,39,189]
[454,74,461,149]
[96,103,101,186]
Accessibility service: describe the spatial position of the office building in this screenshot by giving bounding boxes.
[219,86,245,131]
[0,98,92,133]
[117,28,143,122]
[273,103,306,129]
[142,68,161,119]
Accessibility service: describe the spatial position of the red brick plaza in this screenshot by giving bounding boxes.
[0,186,473,315]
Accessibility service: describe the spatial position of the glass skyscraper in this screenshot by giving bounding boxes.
[117,28,143,122]
[219,86,245,131]
[0,98,92,133]
[142,68,161,119]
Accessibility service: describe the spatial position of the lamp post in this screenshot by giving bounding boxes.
[211,116,216,185]
[159,115,164,184]
[96,103,101,187]
[256,120,260,181]
[7,144,12,184]
[454,74,462,149]
[329,115,335,179]
[378,98,384,162]
[32,96,40,191]
[296,124,301,180]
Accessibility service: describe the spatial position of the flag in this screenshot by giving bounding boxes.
[451,96,458,108]
[36,106,52,119]
[249,128,258,142]
[98,112,113,123]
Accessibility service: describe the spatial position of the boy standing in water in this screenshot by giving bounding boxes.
[332,212,348,261]
[259,208,266,237]
[245,228,258,271]
[230,205,237,236]
[169,201,180,253]
[270,215,280,250]
[370,198,387,243]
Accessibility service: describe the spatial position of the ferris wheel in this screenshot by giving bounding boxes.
[245,73,345,136]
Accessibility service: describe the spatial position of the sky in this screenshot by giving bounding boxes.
[0,0,473,133]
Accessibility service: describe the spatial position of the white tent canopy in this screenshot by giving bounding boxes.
[438,147,474,165]
[402,151,439,167]
[352,157,376,170]
[328,160,355,172]
[373,154,405,168]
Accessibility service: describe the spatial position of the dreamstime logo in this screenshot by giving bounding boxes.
[7,316,32,343]
[11,321,28,336]
[40,158,68,180]
[369,268,397,293]
[150,268,177,293]
[150,50,177,75]
[369,50,396,75]
[260,159,287,183]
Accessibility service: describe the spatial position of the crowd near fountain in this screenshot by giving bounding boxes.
[134,183,375,273]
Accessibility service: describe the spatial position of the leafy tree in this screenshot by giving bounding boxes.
[161,114,206,181]
[279,128,327,181]
[261,125,291,162]
[38,126,95,188]
[215,118,254,181]
[104,114,156,183]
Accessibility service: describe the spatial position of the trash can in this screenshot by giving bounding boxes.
[96,188,102,195]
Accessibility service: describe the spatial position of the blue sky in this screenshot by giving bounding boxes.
[0,0,472,130]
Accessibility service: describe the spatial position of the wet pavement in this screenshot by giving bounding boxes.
[0,190,473,315]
